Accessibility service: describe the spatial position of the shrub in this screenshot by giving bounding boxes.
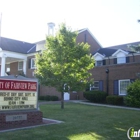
[38,96,45,100]
[83,90,107,103]
[44,95,51,101]
[124,79,140,108]
[50,95,59,101]
[106,95,124,105]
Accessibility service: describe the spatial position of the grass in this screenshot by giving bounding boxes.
[0,102,140,140]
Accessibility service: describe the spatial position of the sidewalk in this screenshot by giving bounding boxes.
[71,100,140,111]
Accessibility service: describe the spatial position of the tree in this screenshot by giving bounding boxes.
[35,23,95,109]
[128,44,140,53]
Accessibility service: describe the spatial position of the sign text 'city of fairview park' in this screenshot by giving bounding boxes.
[0,79,37,91]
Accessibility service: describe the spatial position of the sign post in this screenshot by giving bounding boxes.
[0,76,43,130]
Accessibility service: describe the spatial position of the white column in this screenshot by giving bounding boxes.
[1,56,6,76]
[23,59,27,75]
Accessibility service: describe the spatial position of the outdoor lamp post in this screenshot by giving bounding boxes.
[106,69,109,94]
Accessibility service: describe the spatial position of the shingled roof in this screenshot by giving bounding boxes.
[107,41,140,51]
[93,41,139,57]
[0,37,36,54]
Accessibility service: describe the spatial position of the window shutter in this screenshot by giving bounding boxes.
[99,81,103,91]
[126,57,129,63]
[114,58,117,64]
[103,60,106,65]
[113,80,118,95]
[28,58,31,69]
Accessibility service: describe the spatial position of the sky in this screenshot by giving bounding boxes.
[0,0,140,47]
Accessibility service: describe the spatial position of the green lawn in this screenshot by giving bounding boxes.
[0,102,140,140]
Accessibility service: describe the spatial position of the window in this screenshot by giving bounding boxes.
[117,57,126,64]
[119,79,130,95]
[31,58,36,69]
[18,61,23,70]
[96,60,103,66]
[90,81,99,90]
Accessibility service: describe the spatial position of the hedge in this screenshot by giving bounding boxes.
[106,95,124,105]
[83,90,107,103]
[38,95,59,101]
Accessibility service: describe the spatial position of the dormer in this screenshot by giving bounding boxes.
[93,53,105,66]
[112,49,129,64]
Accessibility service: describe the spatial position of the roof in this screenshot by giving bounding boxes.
[0,37,36,54]
[93,41,139,57]
[107,41,140,51]
[93,48,118,57]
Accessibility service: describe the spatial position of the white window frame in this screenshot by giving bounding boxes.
[31,58,36,69]
[18,61,23,70]
[90,81,99,91]
[117,57,126,64]
[119,79,130,95]
[96,60,103,66]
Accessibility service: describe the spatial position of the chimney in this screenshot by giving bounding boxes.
[47,22,55,36]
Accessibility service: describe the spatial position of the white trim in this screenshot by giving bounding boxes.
[112,49,129,57]
[0,50,27,60]
[119,79,130,95]
[94,52,105,58]
[31,58,36,69]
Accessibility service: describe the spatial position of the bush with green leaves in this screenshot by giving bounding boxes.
[83,90,107,103]
[39,95,59,101]
[106,95,124,105]
[50,95,59,101]
[38,96,45,100]
[124,79,140,108]
[44,95,51,101]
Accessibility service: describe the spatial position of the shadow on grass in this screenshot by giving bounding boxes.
[0,102,140,140]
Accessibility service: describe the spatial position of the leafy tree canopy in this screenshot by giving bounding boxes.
[35,23,95,108]
[128,44,140,53]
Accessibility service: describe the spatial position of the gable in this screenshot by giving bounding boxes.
[76,29,102,53]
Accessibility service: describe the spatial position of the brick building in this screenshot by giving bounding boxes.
[0,27,139,100]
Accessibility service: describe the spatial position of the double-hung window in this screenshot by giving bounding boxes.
[117,57,126,64]
[96,60,103,66]
[31,58,36,69]
[18,61,23,70]
[119,79,130,95]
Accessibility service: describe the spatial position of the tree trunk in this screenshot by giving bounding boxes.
[61,92,64,109]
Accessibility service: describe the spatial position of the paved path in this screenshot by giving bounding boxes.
[72,100,140,111]
[39,100,140,111]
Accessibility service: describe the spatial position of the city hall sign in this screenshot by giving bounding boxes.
[0,79,38,111]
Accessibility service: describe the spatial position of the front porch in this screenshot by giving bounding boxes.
[0,50,27,76]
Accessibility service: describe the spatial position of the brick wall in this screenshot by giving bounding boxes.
[76,30,101,53]
[0,110,42,130]
[92,62,140,94]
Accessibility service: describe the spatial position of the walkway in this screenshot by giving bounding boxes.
[39,100,140,111]
[71,100,140,111]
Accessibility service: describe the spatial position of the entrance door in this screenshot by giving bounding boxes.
[64,92,70,100]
